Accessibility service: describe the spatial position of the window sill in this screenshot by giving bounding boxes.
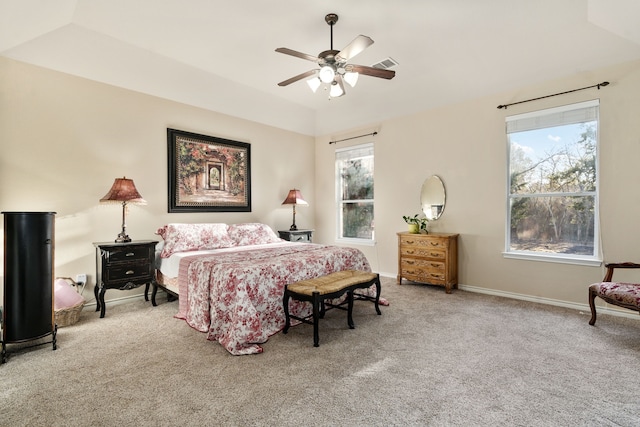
[502,251,602,267]
[335,237,376,247]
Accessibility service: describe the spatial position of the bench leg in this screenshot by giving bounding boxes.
[347,290,355,329]
[283,287,291,334]
[312,291,320,347]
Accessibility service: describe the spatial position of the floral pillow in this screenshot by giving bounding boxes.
[156,223,233,258]
[228,223,282,246]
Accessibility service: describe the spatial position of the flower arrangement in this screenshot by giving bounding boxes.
[403,214,429,234]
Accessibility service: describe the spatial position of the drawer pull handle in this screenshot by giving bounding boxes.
[430,252,440,257]
[430,242,440,246]
[406,240,414,244]
[431,263,440,268]
[406,250,415,254]
[126,252,135,257]
[125,270,135,275]
[406,260,415,265]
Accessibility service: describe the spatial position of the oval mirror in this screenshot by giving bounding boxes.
[421,175,446,220]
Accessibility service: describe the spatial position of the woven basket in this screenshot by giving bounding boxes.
[55,300,84,328]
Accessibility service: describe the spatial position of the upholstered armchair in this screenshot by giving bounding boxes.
[589,262,640,325]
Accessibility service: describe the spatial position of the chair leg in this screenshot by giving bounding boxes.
[588,287,597,326]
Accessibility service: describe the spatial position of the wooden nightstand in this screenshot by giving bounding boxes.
[278,229,313,243]
[93,240,158,318]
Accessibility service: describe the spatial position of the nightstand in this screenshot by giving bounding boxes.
[93,240,158,318]
[278,229,313,243]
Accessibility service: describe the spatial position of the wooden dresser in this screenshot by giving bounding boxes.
[397,232,459,293]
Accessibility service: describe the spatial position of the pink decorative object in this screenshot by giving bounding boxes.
[54,278,85,310]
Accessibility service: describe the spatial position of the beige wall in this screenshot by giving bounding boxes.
[0,57,315,302]
[314,59,640,308]
[3,55,640,312]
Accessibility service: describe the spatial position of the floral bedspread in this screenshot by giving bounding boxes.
[174,243,380,355]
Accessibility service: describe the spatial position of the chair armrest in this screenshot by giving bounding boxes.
[603,262,640,281]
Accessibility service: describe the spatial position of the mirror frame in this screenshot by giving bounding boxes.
[421,175,446,220]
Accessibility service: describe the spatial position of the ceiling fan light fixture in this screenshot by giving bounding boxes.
[344,71,359,88]
[275,13,395,97]
[319,65,335,83]
[329,81,344,97]
[307,76,321,93]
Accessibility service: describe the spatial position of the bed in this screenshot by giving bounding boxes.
[154,223,384,355]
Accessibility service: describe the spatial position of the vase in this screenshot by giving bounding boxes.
[407,224,419,234]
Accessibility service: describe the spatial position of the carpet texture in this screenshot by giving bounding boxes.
[1,277,639,426]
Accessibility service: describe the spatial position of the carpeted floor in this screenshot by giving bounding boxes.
[1,276,639,426]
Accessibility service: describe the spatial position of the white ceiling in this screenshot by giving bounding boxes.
[2,0,640,136]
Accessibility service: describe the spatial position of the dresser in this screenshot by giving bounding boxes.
[93,240,157,318]
[397,232,459,293]
[278,229,313,243]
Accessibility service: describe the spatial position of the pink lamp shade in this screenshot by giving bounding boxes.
[282,189,308,231]
[100,177,146,204]
[100,177,146,243]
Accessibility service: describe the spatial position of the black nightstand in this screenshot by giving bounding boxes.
[278,229,313,243]
[93,240,158,318]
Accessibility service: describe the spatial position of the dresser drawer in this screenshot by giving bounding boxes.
[290,233,310,242]
[401,258,445,271]
[399,268,446,285]
[104,262,153,283]
[400,247,446,260]
[400,235,449,250]
[104,246,152,263]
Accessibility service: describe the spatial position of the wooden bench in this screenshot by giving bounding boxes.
[282,270,381,347]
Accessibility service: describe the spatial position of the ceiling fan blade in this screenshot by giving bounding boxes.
[346,64,396,80]
[335,35,373,62]
[277,69,317,87]
[334,74,346,97]
[275,47,319,63]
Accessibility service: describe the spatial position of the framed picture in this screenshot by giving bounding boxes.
[167,128,251,212]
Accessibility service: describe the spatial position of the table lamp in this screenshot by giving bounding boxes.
[100,177,147,243]
[281,189,308,231]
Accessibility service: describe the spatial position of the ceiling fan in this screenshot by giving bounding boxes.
[275,13,396,98]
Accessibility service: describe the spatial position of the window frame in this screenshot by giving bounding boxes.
[335,142,375,246]
[503,100,601,266]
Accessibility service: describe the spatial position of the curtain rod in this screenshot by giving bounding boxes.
[497,81,609,110]
[329,131,377,145]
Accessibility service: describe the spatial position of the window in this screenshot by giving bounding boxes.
[335,143,374,242]
[505,100,599,264]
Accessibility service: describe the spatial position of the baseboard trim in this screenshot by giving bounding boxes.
[83,293,146,309]
[378,272,639,321]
